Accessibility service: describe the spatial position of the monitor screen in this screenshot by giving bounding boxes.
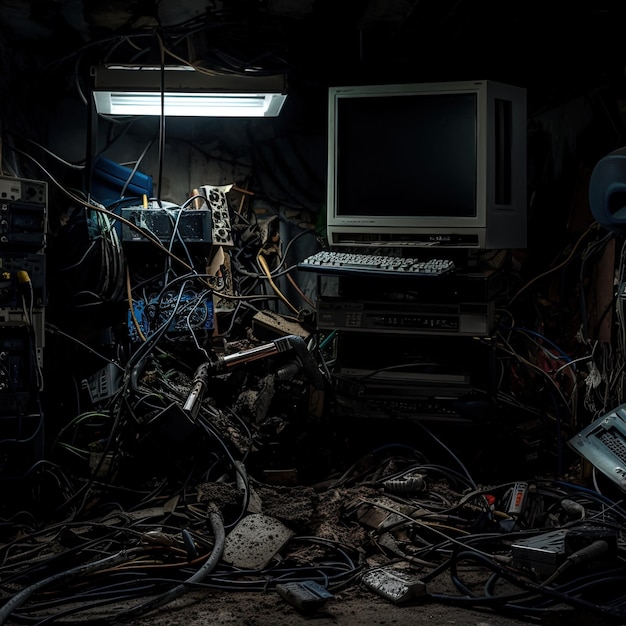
[337,92,477,219]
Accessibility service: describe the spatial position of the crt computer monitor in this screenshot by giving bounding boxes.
[326,80,527,251]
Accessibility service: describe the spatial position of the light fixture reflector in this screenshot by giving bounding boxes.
[92,65,287,117]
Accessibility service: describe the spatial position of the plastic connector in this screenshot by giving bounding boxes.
[564,527,618,558]
[544,535,616,583]
[276,580,333,613]
[565,539,608,566]
[560,498,585,519]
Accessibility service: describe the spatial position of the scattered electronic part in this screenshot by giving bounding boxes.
[276,580,334,613]
[361,567,427,604]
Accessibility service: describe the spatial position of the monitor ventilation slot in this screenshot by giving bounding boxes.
[569,404,626,490]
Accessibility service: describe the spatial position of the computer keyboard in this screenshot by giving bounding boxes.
[298,250,455,277]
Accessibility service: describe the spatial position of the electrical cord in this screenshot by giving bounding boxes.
[542,539,609,585]
[507,221,602,307]
[172,535,362,593]
[436,548,626,623]
[10,147,214,291]
[3,461,626,624]
[0,549,143,625]
[105,510,225,624]
[256,251,300,315]
[0,517,362,623]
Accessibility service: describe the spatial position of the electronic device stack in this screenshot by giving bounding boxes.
[0,175,48,480]
[299,78,528,427]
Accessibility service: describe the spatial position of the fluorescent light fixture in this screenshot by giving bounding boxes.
[92,65,287,117]
[97,92,284,117]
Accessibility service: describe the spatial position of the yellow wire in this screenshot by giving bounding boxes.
[286,271,315,309]
[257,252,300,315]
[126,265,147,342]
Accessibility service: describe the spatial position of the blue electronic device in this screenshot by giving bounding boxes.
[90,156,153,207]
